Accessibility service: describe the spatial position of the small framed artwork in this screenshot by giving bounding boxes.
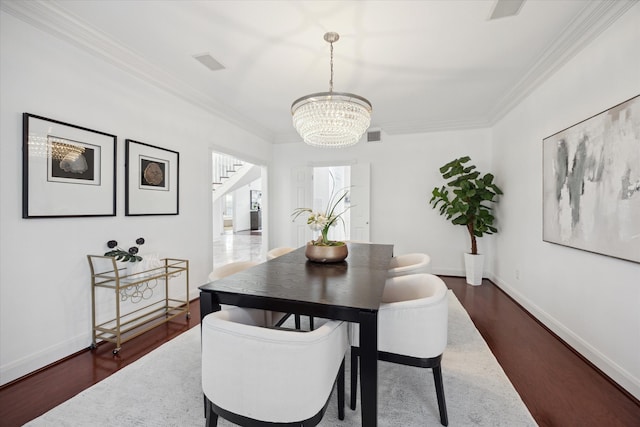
[543,94,640,263]
[250,190,262,210]
[22,113,116,218]
[125,139,179,215]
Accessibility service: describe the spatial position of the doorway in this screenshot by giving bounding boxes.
[292,162,370,246]
[312,166,351,242]
[211,151,265,268]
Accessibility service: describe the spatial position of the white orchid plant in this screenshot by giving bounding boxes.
[292,181,350,246]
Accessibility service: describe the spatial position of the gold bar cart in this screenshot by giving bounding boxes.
[87,255,190,354]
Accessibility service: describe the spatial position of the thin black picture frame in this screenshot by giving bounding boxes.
[125,139,179,216]
[22,113,117,218]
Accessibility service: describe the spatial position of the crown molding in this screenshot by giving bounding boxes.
[273,116,491,143]
[3,0,636,140]
[486,0,638,125]
[1,0,275,143]
[378,117,491,135]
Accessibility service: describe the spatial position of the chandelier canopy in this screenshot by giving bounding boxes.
[291,32,372,148]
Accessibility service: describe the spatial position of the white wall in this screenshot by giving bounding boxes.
[0,12,271,385]
[491,5,640,398]
[270,128,494,275]
[224,179,262,232]
[233,186,251,231]
[212,197,224,240]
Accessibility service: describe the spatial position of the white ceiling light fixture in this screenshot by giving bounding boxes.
[291,32,372,148]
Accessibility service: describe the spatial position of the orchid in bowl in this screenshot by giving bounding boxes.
[292,185,350,247]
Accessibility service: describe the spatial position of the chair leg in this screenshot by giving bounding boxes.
[309,316,315,331]
[295,314,301,329]
[350,347,358,410]
[338,358,345,420]
[432,365,448,426]
[203,394,208,418]
[205,398,219,427]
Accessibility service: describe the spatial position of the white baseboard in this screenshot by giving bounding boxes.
[490,272,640,400]
[0,332,89,386]
[2,291,202,387]
[431,267,466,277]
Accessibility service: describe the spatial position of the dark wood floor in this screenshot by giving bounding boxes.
[448,277,639,427]
[1,279,638,427]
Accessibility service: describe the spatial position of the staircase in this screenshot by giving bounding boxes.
[212,153,260,201]
[212,154,244,190]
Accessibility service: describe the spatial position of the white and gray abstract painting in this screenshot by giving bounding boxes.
[543,95,640,263]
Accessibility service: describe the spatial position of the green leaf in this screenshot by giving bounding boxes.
[462,165,476,173]
[429,156,502,239]
[452,215,467,225]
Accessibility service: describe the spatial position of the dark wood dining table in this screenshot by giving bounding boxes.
[199,242,393,427]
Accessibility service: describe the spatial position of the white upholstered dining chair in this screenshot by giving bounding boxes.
[208,261,260,281]
[265,247,314,330]
[208,261,286,327]
[349,273,449,426]
[201,307,348,426]
[266,246,295,260]
[387,252,431,277]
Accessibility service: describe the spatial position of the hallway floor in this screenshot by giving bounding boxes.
[213,229,263,269]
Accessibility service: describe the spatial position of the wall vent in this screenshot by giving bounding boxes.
[367,129,382,143]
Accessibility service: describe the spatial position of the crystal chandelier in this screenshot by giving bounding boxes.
[27,135,85,159]
[291,32,372,148]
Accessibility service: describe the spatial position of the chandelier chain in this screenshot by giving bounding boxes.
[329,41,334,93]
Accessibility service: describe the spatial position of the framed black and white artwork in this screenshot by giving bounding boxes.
[542,95,640,263]
[125,139,179,216]
[22,113,117,218]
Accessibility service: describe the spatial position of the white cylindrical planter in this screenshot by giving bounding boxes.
[464,253,484,286]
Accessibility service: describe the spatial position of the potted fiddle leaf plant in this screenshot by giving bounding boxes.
[429,156,503,285]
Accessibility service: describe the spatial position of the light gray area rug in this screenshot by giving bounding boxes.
[26,291,537,426]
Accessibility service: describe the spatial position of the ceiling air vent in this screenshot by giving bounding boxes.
[367,129,382,143]
[488,0,526,20]
[193,53,225,71]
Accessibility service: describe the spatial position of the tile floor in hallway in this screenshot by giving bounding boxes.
[212,230,263,269]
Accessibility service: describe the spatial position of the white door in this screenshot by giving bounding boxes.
[291,163,370,245]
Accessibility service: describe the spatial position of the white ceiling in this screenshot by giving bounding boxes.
[2,0,635,143]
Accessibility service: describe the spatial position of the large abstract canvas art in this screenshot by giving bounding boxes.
[543,95,640,263]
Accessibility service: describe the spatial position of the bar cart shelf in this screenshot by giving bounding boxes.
[87,255,190,354]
